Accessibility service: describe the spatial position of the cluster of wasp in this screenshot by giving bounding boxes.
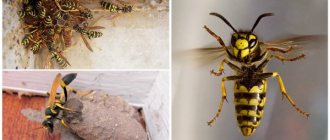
[18,0,134,68]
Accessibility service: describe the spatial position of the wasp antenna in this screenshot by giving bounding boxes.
[250,13,274,33]
[210,12,238,33]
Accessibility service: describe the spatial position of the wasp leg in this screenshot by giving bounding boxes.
[61,119,69,128]
[272,54,305,62]
[258,72,310,118]
[64,86,77,94]
[257,54,305,70]
[56,103,76,112]
[211,59,241,76]
[203,25,227,48]
[56,117,69,128]
[208,76,242,126]
[59,90,67,103]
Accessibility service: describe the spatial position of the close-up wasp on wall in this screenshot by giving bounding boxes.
[17,0,105,68]
[42,73,77,133]
[188,12,323,137]
[5,0,169,69]
[98,0,137,21]
[100,1,133,13]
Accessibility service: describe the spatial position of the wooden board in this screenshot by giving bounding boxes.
[3,93,60,140]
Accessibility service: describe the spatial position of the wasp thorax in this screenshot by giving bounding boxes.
[231,33,259,59]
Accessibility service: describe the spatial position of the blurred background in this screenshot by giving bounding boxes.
[172,0,327,140]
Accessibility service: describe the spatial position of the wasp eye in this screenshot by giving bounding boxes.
[249,39,257,48]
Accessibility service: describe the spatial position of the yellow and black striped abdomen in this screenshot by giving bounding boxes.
[234,80,267,136]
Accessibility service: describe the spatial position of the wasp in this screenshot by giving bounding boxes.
[17,10,26,19]
[73,24,105,52]
[21,25,39,46]
[118,5,133,13]
[42,73,77,133]
[53,10,63,20]
[28,9,38,18]
[194,13,319,136]
[23,2,38,18]
[25,5,33,12]
[21,34,34,46]
[44,16,53,26]
[80,10,93,19]
[44,40,71,68]
[50,50,71,68]
[36,1,46,18]
[30,41,42,53]
[61,1,79,11]
[87,30,103,39]
[73,24,88,35]
[73,24,93,51]
[54,0,79,12]
[100,1,132,13]
[46,28,55,36]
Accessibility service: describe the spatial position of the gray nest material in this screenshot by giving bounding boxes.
[63,90,148,140]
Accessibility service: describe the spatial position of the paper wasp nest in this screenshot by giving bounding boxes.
[62,90,148,140]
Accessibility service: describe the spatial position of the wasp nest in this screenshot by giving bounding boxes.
[18,0,108,68]
[63,90,148,140]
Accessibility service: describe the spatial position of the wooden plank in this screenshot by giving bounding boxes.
[3,93,60,140]
[143,72,169,140]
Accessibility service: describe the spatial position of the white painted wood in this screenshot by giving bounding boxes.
[143,72,169,140]
[3,71,158,104]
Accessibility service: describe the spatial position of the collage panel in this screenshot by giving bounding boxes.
[173,0,327,140]
[3,71,169,140]
[3,0,169,69]
[1,0,329,140]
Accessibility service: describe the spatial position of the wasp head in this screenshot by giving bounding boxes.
[209,12,273,59]
[42,120,54,133]
[121,5,132,13]
[230,32,259,58]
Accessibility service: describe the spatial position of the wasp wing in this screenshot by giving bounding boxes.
[48,73,62,109]
[81,34,93,52]
[175,45,227,67]
[56,51,71,66]
[260,35,326,56]
[90,15,105,27]
[86,26,105,30]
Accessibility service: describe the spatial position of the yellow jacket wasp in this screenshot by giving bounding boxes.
[42,73,77,133]
[193,12,320,136]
